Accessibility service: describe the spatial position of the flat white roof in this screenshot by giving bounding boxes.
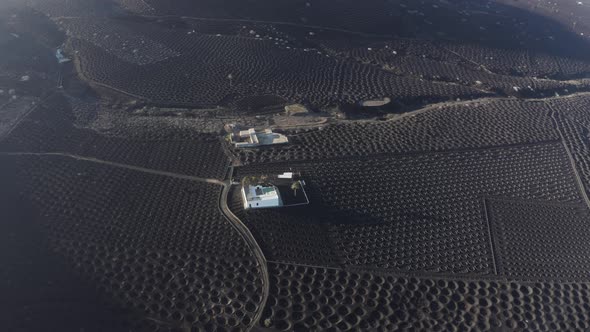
[245,184,278,201]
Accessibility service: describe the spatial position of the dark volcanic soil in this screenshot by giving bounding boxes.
[2,0,590,331]
[0,160,133,332]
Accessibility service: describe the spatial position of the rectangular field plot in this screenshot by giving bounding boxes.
[228,186,341,267]
[235,141,585,276]
[487,198,590,281]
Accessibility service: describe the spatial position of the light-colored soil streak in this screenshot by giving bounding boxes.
[0,151,225,185]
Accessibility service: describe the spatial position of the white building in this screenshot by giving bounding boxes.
[232,128,288,148]
[242,184,281,209]
[278,172,293,179]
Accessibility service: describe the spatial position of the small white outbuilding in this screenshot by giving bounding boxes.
[278,172,293,179]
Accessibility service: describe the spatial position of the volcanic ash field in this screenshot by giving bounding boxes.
[2,0,590,331]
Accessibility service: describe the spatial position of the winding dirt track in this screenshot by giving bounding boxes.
[219,168,269,331]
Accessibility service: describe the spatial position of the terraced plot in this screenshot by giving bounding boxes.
[261,262,590,331]
[1,154,264,331]
[487,198,590,281]
[233,142,585,276]
[63,15,590,111]
[228,186,341,267]
[68,19,488,108]
[0,93,229,179]
[235,99,559,164]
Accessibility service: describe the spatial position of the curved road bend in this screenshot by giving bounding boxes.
[219,167,270,331]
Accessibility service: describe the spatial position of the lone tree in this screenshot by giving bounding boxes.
[291,181,301,196]
[242,175,268,187]
[241,176,254,187]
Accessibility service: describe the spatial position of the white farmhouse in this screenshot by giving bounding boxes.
[232,128,288,148]
[242,184,281,209]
